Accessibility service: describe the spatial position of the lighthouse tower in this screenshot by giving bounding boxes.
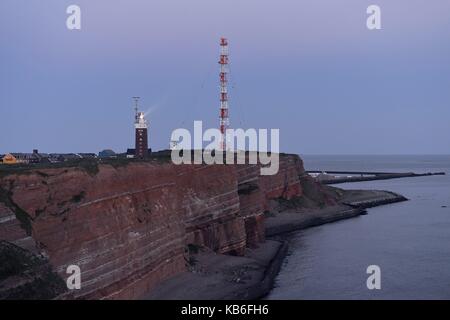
[133,97,149,159]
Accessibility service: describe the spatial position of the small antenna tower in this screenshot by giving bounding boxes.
[132,96,140,123]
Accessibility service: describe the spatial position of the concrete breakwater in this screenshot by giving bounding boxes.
[310,170,445,185]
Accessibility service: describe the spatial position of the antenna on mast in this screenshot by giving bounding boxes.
[132,96,140,123]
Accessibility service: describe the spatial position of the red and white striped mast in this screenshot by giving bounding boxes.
[219,37,230,151]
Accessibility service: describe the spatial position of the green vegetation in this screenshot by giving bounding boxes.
[0,241,67,299]
[299,177,329,208]
[35,171,49,178]
[71,191,85,203]
[185,244,202,267]
[0,153,174,178]
[0,241,42,282]
[187,243,201,255]
[0,159,99,177]
[77,159,99,176]
[187,256,198,266]
[0,186,32,236]
[238,183,259,195]
[263,210,275,218]
[275,196,313,210]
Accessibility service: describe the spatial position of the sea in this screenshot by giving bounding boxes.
[267,155,450,300]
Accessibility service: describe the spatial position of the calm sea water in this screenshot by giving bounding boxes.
[267,155,450,300]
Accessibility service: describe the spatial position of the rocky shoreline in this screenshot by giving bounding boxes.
[143,188,407,300]
[143,240,288,300]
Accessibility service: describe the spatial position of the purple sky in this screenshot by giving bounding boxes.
[1,0,450,154]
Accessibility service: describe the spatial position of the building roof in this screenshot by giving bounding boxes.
[49,153,81,160]
[6,152,49,160]
[99,149,116,158]
[126,148,152,155]
[2,153,17,161]
[11,153,34,159]
[77,153,97,158]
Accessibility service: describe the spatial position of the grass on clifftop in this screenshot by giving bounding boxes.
[0,150,296,177]
[0,152,174,178]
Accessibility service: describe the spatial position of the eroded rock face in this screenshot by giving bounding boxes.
[0,153,328,299]
[0,162,247,299]
[236,154,308,247]
[0,241,67,300]
[178,164,246,256]
[236,163,266,247]
[1,163,187,299]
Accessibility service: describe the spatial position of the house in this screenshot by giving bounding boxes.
[98,149,116,158]
[0,150,50,165]
[2,153,18,164]
[47,153,97,163]
[126,148,152,159]
[29,149,50,163]
[48,154,64,163]
[126,148,135,158]
[77,153,97,159]
[10,153,33,163]
[48,153,81,162]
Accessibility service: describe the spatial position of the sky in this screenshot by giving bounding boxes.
[1,0,449,155]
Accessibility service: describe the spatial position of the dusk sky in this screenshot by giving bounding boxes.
[1,0,449,155]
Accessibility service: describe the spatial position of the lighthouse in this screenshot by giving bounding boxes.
[133,97,149,159]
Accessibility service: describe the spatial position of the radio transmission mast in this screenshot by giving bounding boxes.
[218,37,230,151]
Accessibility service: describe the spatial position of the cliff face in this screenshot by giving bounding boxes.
[1,163,187,299]
[235,154,307,247]
[0,153,333,299]
[178,164,246,256]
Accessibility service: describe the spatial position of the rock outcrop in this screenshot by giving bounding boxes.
[0,240,66,300]
[0,153,334,299]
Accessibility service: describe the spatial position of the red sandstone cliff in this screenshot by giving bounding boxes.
[0,153,335,299]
